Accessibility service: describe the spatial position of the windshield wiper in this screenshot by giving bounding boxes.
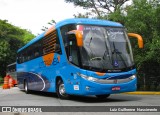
[103,36,112,67]
[89,37,92,46]
[90,57,102,61]
[88,37,95,59]
[112,42,127,68]
[103,50,110,60]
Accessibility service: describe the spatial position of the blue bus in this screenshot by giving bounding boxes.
[17,18,143,99]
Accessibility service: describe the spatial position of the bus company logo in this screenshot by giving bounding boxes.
[2,107,11,112]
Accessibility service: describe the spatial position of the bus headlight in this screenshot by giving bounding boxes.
[129,74,136,80]
[77,73,98,82]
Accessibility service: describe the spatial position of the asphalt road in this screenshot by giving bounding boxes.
[0,87,160,115]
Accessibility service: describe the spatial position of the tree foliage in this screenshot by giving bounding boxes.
[0,20,35,77]
[65,0,129,17]
[121,0,160,90]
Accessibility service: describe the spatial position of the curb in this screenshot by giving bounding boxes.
[124,91,160,95]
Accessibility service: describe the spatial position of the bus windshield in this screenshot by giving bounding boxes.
[77,25,134,72]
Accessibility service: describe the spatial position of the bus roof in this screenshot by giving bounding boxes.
[17,18,123,53]
[55,18,123,28]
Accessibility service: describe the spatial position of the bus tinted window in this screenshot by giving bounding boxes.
[17,30,61,64]
[43,30,61,55]
[60,24,76,46]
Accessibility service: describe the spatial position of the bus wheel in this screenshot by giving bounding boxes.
[24,80,30,94]
[96,94,110,99]
[56,79,70,99]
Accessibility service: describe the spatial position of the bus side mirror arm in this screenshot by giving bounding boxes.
[128,33,144,48]
[67,30,83,47]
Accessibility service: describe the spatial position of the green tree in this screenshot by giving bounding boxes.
[0,19,34,77]
[22,30,35,44]
[65,0,129,17]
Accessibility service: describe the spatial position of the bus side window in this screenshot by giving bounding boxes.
[43,30,62,55]
[22,52,25,63]
[19,55,22,63]
[17,54,20,64]
[69,40,79,66]
[60,24,76,56]
[55,31,61,54]
[17,39,43,64]
[31,39,43,59]
[66,34,80,66]
[34,51,39,57]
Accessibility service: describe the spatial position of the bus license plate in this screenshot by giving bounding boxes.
[112,86,120,91]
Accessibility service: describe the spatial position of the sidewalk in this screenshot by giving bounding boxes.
[124,91,160,95]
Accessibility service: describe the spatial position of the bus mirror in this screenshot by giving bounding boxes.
[128,33,144,48]
[67,30,83,47]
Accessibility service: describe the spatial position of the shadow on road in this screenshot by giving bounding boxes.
[21,90,142,103]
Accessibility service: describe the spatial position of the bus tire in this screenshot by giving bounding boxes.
[24,80,30,94]
[56,79,70,99]
[96,94,110,99]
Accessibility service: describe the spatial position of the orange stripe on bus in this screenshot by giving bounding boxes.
[43,53,54,66]
[95,72,106,76]
[58,55,60,62]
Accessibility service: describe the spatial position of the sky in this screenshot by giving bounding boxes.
[0,0,86,35]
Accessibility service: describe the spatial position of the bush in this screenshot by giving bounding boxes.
[150,84,156,91]
[0,76,3,86]
[156,85,160,91]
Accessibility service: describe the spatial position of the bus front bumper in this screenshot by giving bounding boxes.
[80,78,137,96]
